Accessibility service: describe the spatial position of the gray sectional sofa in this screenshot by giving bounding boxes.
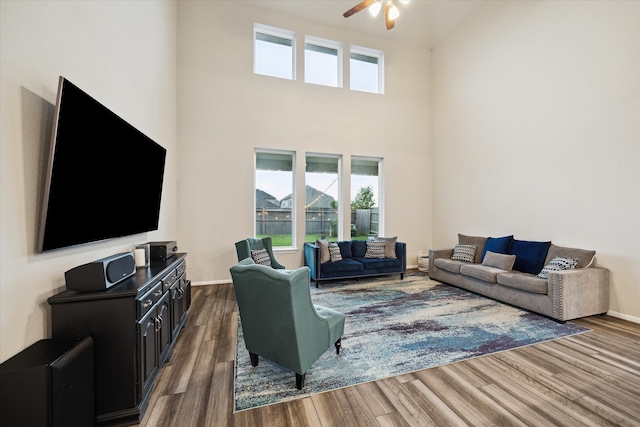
[428,234,610,322]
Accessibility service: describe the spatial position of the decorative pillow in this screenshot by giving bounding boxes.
[365,239,386,259]
[451,244,477,263]
[374,236,397,259]
[458,234,488,264]
[328,242,343,262]
[482,251,516,271]
[481,235,514,259]
[250,248,271,267]
[337,241,352,258]
[315,239,330,264]
[509,239,551,275]
[537,257,579,279]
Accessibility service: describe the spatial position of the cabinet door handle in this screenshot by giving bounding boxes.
[143,299,153,308]
[154,289,163,297]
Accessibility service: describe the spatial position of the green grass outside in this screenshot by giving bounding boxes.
[258,234,371,247]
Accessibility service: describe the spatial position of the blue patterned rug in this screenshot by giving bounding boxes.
[234,273,589,412]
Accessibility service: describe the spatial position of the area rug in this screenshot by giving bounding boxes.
[234,274,589,412]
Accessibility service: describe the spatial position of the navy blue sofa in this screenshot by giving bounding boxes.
[304,240,406,287]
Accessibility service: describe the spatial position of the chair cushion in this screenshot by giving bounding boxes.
[351,240,367,258]
[497,273,548,294]
[482,251,516,271]
[328,242,343,262]
[458,234,488,263]
[365,239,386,259]
[537,257,579,279]
[451,244,476,263]
[251,249,271,266]
[434,258,466,274]
[459,264,503,283]
[509,239,551,274]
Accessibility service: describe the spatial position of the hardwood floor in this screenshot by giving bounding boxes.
[139,278,640,427]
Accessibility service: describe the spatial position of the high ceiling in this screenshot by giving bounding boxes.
[240,0,487,49]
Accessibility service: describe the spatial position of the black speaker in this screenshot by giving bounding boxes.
[65,252,135,293]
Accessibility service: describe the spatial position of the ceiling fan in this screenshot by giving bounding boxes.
[343,0,409,30]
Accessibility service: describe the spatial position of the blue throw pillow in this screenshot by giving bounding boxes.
[338,241,352,258]
[482,235,514,260]
[351,240,367,258]
[510,239,551,274]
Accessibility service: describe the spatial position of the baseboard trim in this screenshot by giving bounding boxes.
[192,279,232,286]
[606,310,640,324]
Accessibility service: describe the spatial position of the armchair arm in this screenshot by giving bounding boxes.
[548,267,609,320]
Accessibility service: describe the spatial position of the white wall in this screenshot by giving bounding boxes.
[0,1,178,362]
[432,1,640,319]
[177,1,432,283]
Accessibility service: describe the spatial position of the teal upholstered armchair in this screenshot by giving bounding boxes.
[230,258,345,389]
[235,237,285,269]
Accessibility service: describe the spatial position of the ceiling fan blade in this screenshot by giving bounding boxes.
[385,2,395,30]
[343,0,377,18]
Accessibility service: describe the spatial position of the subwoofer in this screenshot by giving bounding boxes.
[65,252,135,293]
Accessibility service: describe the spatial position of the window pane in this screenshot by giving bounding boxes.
[305,155,340,241]
[255,151,294,247]
[305,37,341,88]
[254,25,294,80]
[350,48,383,94]
[351,157,381,237]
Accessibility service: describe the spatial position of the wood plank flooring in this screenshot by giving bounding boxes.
[139,278,640,427]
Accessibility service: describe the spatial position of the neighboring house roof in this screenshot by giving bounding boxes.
[280,185,336,209]
[256,189,280,208]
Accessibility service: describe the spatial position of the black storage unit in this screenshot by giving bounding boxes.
[47,254,190,426]
[0,335,94,427]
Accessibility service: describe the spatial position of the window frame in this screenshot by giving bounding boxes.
[349,45,385,94]
[304,36,343,88]
[254,149,297,250]
[350,156,384,236]
[253,23,296,80]
[305,153,343,241]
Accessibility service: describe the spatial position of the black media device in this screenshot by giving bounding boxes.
[37,76,167,253]
[149,241,178,261]
[65,252,135,293]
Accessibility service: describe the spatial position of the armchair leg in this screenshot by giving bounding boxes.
[249,352,259,367]
[296,373,306,390]
[335,338,342,355]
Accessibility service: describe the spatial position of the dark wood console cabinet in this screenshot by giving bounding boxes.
[48,254,190,426]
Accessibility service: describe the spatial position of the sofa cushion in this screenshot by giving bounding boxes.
[320,259,365,274]
[537,257,579,279]
[545,244,595,269]
[328,242,343,262]
[458,234,488,263]
[482,235,514,259]
[351,240,367,258]
[337,241,352,259]
[251,249,271,267]
[365,239,386,259]
[451,244,477,263]
[459,264,503,284]
[482,251,516,271]
[497,273,548,294]
[434,258,466,274]
[316,239,330,264]
[354,257,403,270]
[510,239,551,274]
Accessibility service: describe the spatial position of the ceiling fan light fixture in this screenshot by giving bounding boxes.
[388,4,400,21]
[368,1,382,17]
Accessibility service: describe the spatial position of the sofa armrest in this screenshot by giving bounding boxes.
[548,267,609,320]
[428,248,454,272]
[396,242,407,272]
[304,243,321,281]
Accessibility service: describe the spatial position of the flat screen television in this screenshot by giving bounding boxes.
[37,77,167,252]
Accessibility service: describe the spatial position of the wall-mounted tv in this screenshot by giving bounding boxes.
[37,77,167,252]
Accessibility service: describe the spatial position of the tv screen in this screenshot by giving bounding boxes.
[37,77,167,252]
